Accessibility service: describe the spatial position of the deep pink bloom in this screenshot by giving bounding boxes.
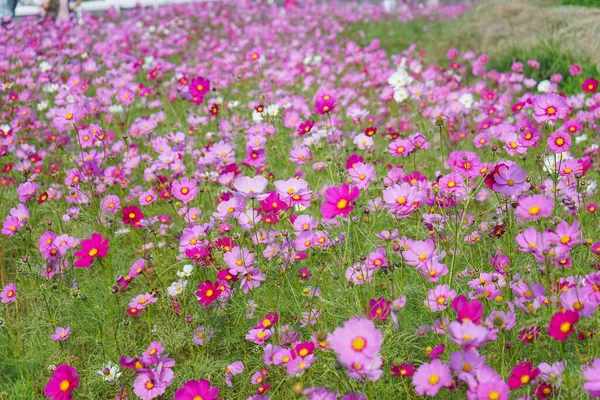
[547,310,579,341]
[320,183,360,220]
[122,205,144,227]
[196,280,222,306]
[582,78,599,93]
[452,295,483,324]
[44,364,79,400]
[368,297,390,321]
[508,361,540,389]
[73,233,109,268]
[189,76,210,101]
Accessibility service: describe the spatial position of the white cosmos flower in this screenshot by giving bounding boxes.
[96,362,122,382]
[177,264,195,278]
[167,280,188,297]
[393,87,409,103]
[537,80,551,93]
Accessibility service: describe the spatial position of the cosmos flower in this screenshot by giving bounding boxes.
[73,233,109,268]
[44,364,79,400]
[320,183,360,220]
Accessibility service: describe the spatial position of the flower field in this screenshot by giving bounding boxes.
[1,1,600,399]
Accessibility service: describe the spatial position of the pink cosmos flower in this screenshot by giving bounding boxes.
[225,361,244,387]
[532,94,568,124]
[129,293,157,310]
[515,194,554,221]
[1,283,16,303]
[1,216,20,237]
[50,326,71,342]
[348,162,376,189]
[246,47,263,62]
[583,358,600,398]
[402,239,436,266]
[44,364,79,400]
[569,64,581,75]
[448,321,488,347]
[328,317,382,367]
[425,285,456,312]
[143,342,164,358]
[412,359,452,397]
[368,297,390,321]
[73,233,110,268]
[171,177,198,203]
[313,87,338,115]
[133,372,166,400]
[233,175,269,199]
[547,130,571,153]
[100,195,121,214]
[320,183,360,220]
[53,104,81,130]
[491,163,528,196]
[174,379,219,400]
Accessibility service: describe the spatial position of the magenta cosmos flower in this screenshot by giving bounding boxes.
[171,177,199,203]
[515,194,553,221]
[73,233,109,268]
[1,283,16,303]
[412,359,452,396]
[547,310,579,341]
[174,378,219,400]
[320,183,360,220]
[44,364,79,400]
[531,94,568,124]
[328,317,382,366]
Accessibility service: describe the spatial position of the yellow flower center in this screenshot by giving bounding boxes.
[59,380,70,392]
[337,199,348,209]
[428,375,439,385]
[520,375,530,384]
[528,206,540,215]
[560,322,571,333]
[489,392,499,400]
[205,289,214,297]
[128,212,135,218]
[351,337,366,351]
[547,107,556,115]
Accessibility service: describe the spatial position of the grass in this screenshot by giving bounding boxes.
[345,1,600,95]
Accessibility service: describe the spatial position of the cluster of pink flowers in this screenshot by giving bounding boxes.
[1,0,600,398]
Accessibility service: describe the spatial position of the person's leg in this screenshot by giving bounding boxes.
[55,0,67,22]
[7,0,17,16]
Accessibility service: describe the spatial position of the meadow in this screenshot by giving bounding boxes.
[1,0,600,399]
